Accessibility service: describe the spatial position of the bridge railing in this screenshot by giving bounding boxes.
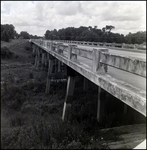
[55,40,146,50]
[31,39,146,78]
[100,52,146,77]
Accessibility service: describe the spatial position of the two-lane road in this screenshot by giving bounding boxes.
[62,43,146,91]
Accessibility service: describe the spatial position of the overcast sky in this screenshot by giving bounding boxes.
[1,1,146,36]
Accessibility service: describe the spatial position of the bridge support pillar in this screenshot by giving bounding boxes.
[55,59,58,73]
[41,52,45,70]
[44,52,47,67]
[45,54,53,93]
[58,60,61,72]
[97,86,106,124]
[62,67,76,121]
[34,46,38,67]
[35,47,41,69]
[32,44,36,54]
[123,103,128,114]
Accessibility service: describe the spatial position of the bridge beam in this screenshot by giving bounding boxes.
[62,67,76,121]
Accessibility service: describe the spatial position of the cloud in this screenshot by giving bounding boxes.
[101,2,145,22]
[55,1,82,16]
[1,3,10,14]
[1,1,146,36]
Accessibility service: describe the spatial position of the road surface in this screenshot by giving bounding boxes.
[62,43,146,91]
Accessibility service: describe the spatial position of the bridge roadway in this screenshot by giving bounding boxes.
[62,42,146,91]
[31,40,146,117]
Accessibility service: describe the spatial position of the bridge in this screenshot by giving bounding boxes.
[29,39,146,122]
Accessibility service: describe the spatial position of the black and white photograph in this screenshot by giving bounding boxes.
[1,1,146,149]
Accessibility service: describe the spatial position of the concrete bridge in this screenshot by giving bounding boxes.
[29,39,146,123]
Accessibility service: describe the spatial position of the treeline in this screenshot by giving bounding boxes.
[44,25,146,44]
[1,24,146,45]
[1,24,42,42]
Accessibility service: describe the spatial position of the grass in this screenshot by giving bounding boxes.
[1,39,146,149]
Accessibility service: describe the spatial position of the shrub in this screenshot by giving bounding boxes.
[9,113,24,127]
[1,86,27,110]
[1,46,13,59]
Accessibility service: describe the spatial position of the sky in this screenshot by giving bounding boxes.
[1,1,146,37]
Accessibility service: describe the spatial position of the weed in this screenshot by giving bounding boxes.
[1,46,13,59]
[9,113,24,127]
[1,86,27,110]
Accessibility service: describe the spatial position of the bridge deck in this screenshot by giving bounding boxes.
[31,40,146,117]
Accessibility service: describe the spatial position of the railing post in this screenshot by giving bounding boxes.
[112,43,115,47]
[92,48,108,73]
[50,41,53,51]
[44,40,47,48]
[92,48,99,72]
[68,44,77,60]
[57,43,63,54]
[47,41,50,49]
[52,42,56,51]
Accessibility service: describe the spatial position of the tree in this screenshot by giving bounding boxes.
[44,30,51,39]
[106,25,115,33]
[1,24,17,42]
[20,31,30,39]
[88,26,92,31]
[1,29,10,42]
[124,31,146,44]
[94,26,97,30]
[78,29,100,42]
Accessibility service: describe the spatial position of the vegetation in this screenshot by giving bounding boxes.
[1,23,146,45]
[1,39,145,149]
[1,20,146,148]
[1,46,13,59]
[44,25,146,44]
[1,24,17,42]
[1,24,42,42]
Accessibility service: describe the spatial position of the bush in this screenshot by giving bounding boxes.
[24,41,32,51]
[1,46,13,59]
[1,86,27,110]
